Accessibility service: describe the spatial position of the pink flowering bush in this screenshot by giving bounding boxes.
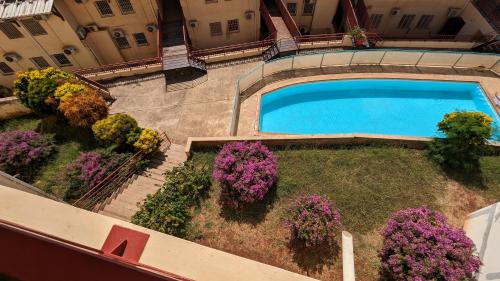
[285,195,342,247]
[213,141,278,209]
[0,130,55,180]
[380,207,481,281]
[62,150,129,201]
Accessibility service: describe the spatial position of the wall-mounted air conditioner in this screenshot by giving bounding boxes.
[33,14,49,21]
[76,26,87,39]
[189,20,199,28]
[390,8,401,16]
[74,0,88,4]
[112,29,125,38]
[85,24,99,32]
[245,11,255,20]
[63,46,77,55]
[3,53,21,63]
[146,24,157,32]
[447,8,461,18]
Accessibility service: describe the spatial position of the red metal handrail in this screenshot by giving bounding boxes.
[295,33,346,44]
[73,72,113,100]
[260,0,277,40]
[274,0,300,37]
[190,39,275,58]
[341,0,359,31]
[354,0,370,30]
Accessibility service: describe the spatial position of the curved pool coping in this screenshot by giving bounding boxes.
[236,73,500,137]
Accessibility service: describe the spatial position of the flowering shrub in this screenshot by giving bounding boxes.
[133,128,161,154]
[54,82,86,102]
[429,111,495,172]
[379,207,481,281]
[92,114,138,146]
[213,141,278,209]
[13,67,73,114]
[285,195,342,247]
[58,91,108,127]
[62,150,129,201]
[0,130,55,180]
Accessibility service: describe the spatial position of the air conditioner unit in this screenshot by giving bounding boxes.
[390,8,401,16]
[112,29,125,38]
[447,7,461,17]
[146,23,157,32]
[245,11,254,20]
[63,46,77,55]
[299,25,310,34]
[189,20,199,28]
[85,24,99,32]
[76,26,87,40]
[4,53,21,63]
[33,14,49,21]
[74,0,88,3]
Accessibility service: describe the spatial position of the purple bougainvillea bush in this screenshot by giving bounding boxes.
[212,141,278,209]
[285,194,342,247]
[379,207,481,281]
[0,130,55,180]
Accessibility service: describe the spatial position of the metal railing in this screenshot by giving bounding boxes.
[189,39,276,59]
[74,57,162,76]
[261,0,277,40]
[73,131,172,211]
[295,33,345,44]
[341,0,359,31]
[274,0,301,37]
[230,49,500,135]
[73,72,113,101]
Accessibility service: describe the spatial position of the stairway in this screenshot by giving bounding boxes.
[98,144,188,221]
[263,0,298,60]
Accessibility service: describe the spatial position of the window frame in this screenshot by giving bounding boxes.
[114,35,131,49]
[133,33,149,46]
[227,19,239,33]
[287,2,297,16]
[369,14,383,29]
[0,62,15,76]
[20,19,47,36]
[302,0,315,16]
[30,56,51,69]
[415,14,434,29]
[209,22,223,36]
[398,14,415,29]
[50,53,72,67]
[0,21,23,39]
[117,0,135,15]
[94,0,114,17]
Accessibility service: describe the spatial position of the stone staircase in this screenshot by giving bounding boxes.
[98,143,187,221]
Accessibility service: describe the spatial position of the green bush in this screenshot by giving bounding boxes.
[132,162,210,236]
[92,114,138,146]
[133,128,161,154]
[429,111,495,172]
[13,68,72,114]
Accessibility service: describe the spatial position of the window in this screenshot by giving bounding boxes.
[287,3,297,15]
[369,14,383,29]
[398,14,415,29]
[20,19,47,36]
[227,19,239,33]
[205,0,218,3]
[51,53,72,67]
[117,0,134,14]
[133,33,148,46]
[95,0,114,17]
[209,22,222,36]
[114,36,131,48]
[416,15,434,29]
[303,0,315,15]
[0,22,23,39]
[0,62,14,75]
[30,56,50,69]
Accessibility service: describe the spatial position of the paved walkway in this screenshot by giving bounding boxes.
[109,62,260,144]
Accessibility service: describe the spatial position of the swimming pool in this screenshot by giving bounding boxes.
[259,79,500,137]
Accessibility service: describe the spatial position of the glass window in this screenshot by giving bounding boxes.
[51,53,72,67]
[0,62,14,75]
[369,14,383,29]
[133,33,148,46]
[416,15,434,29]
[205,0,218,3]
[398,14,415,29]
[303,0,315,16]
[95,0,114,17]
[209,22,222,36]
[287,3,297,16]
[0,22,23,39]
[30,57,50,69]
[117,0,135,14]
[20,19,47,36]
[114,36,131,49]
[227,19,239,33]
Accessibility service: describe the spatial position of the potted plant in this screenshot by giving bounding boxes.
[350,26,368,48]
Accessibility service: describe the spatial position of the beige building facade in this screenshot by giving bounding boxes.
[284,0,340,34]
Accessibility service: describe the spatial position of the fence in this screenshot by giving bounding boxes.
[230,49,500,135]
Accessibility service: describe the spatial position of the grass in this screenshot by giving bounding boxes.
[188,146,500,281]
[0,114,40,132]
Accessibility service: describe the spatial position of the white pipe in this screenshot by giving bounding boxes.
[342,231,355,281]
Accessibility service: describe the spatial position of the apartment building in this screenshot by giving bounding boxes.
[283,0,340,34]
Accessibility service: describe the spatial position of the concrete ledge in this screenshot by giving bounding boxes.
[186,134,500,156]
[0,97,31,120]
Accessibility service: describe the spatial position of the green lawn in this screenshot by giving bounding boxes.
[188,146,500,281]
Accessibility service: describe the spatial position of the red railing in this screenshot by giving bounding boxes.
[274,0,301,37]
[341,0,359,31]
[261,0,277,40]
[157,11,163,58]
[189,39,276,58]
[73,72,113,101]
[354,0,370,30]
[295,33,345,44]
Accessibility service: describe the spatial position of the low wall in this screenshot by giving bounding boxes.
[0,97,31,120]
[376,40,476,49]
[0,171,60,201]
[83,64,162,81]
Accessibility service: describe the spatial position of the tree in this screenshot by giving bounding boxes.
[58,91,108,127]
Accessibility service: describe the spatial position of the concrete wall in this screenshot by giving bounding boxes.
[0,171,58,200]
[181,0,261,49]
[364,0,470,37]
[284,0,339,34]
[0,97,31,120]
[458,2,496,37]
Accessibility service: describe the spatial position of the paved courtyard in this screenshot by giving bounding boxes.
[109,62,260,144]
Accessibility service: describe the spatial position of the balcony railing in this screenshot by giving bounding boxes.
[341,0,359,31]
[295,33,345,44]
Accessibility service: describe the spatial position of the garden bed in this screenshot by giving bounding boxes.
[187,146,500,280]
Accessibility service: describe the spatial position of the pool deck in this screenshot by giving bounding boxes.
[237,73,500,136]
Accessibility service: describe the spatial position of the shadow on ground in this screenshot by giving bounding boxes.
[288,240,340,275]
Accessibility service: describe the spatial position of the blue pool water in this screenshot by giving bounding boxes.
[259,79,500,137]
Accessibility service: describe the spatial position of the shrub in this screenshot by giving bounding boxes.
[58,91,108,127]
[92,114,138,146]
[132,162,211,236]
[62,150,129,201]
[285,194,342,247]
[133,128,161,154]
[0,130,55,180]
[213,141,278,209]
[429,111,495,172]
[13,68,72,114]
[126,127,143,146]
[54,82,86,102]
[379,207,481,281]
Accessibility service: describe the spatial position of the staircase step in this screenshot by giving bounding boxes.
[99,209,130,221]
